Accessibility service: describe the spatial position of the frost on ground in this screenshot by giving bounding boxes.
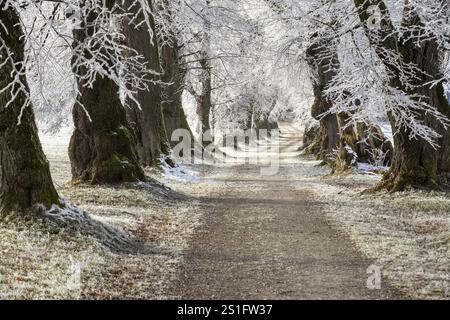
[312,171,450,299]
[0,129,204,299]
[1,125,449,299]
[161,160,200,184]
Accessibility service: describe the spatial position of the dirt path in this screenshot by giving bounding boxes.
[171,123,400,299]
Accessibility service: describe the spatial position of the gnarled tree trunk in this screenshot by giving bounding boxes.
[305,39,340,161]
[160,42,192,144]
[123,0,171,167]
[158,1,192,145]
[0,6,60,214]
[354,0,450,191]
[69,1,144,183]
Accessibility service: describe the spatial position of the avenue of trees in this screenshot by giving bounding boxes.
[0,0,449,214]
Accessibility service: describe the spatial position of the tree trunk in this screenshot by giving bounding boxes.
[69,1,145,183]
[305,39,340,161]
[250,100,279,131]
[160,43,192,144]
[196,0,213,145]
[123,0,171,167]
[158,1,192,145]
[197,51,213,142]
[333,105,394,172]
[334,112,359,171]
[354,0,450,191]
[0,6,60,214]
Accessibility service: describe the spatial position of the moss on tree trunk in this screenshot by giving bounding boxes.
[379,108,440,192]
[333,112,358,172]
[69,2,144,184]
[0,7,60,214]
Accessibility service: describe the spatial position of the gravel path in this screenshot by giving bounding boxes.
[171,123,401,299]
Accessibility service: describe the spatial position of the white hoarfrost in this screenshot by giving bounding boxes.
[162,162,200,184]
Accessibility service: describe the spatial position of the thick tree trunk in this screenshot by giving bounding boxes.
[158,1,192,145]
[405,7,450,186]
[123,0,171,167]
[69,2,144,183]
[160,43,192,144]
[0,6,60,214]
[306,36,393,171]
[305,40,340,161]
[354,0,450,191]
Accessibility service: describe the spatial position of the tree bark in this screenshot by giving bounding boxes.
[197,51,213,141]
[354,0,450,191]
[123,0,171,167]
[305,39,340,161]
[69,1,145,183]
[0,6,60,214]
[334,112,359,171]
[196,0,213,144]
[158,1,193,145]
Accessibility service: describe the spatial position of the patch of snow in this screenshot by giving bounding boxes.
[162,162,200,184]
[46,200,89,222]
[344,144,358,165]
[376,121,394,146]
[444,82,450,104]
[356,162,388,174]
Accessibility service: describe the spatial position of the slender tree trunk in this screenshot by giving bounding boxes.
[197,51,213,141]
[158,0,192,145]
[69,1,144,183]
[196,0,213,144]
[123,0,171,167]
[354,0,450,191]
[0,6,60,214]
